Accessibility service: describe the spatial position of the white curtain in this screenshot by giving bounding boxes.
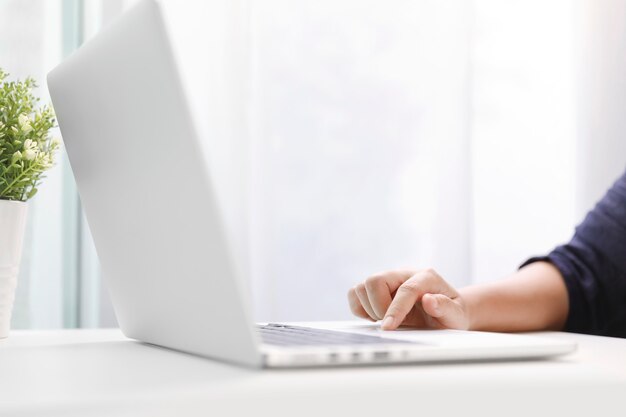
[160,0,474,322]
[247,0,474,320]
[575,0,626,215]
[162,0,585,322]
[470,0,578,283]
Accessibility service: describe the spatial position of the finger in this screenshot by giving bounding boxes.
[364,281,391,320]
[421,307,444,329]
[363,270,417,319]
[382,269,455,330]
[355,283,380,320]
[371,269,418,290]
[347,287,373,320]
[422,293,469,330]
[364,278,393,320]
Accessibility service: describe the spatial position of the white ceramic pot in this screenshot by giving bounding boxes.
[0,199,28,338]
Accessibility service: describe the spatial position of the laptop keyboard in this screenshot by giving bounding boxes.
[258,323,414,347]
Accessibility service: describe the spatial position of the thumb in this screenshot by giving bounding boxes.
[422,293,469,330]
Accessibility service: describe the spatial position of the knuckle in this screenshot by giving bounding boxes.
[398,281,420,294]
[423,267,439,279]
[364,274,383,289]
[355,283,367,296]
[421,268,441,285]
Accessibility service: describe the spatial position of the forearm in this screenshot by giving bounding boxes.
[460,262,569,332]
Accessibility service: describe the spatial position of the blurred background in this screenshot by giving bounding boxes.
[1,0,625,329]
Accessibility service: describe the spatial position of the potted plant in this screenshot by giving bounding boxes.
[0,68,59,338]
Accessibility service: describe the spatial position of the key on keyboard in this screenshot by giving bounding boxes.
[258,323,414,346]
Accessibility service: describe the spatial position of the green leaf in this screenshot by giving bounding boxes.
[0,67,58,201]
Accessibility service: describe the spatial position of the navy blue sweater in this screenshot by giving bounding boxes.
[523,169,626,338]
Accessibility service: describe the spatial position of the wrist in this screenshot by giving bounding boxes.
[458,286,480,331]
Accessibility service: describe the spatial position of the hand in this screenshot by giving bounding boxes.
[347,268,471,331]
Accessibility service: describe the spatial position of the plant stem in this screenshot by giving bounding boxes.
[0,164,36,199]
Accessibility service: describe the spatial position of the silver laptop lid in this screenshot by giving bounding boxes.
[47,0,261,367]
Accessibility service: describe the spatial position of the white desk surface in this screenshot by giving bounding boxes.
[0,327,624,417]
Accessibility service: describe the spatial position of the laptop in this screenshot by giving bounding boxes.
[47,0,576,368]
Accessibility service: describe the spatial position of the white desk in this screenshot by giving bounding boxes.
[0,328,624,417]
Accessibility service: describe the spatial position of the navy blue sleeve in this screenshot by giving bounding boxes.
[521,169,626,338]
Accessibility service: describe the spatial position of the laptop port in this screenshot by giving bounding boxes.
[373,351,389,360]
